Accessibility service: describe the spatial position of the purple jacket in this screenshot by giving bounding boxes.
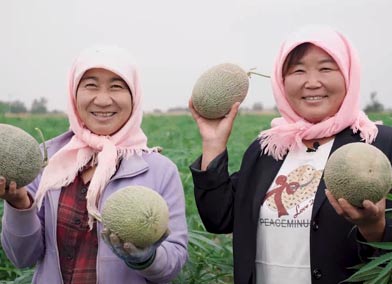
[1,131,188,284]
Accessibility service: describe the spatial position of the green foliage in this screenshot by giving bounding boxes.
[173,216,233,284]
[0,268,34,284]
[364,92,384,114]
[30,97,48,114]
[0,102,8,115]
[341,194,392,283]
[0,201,33,282]
[368,113,392,126]
[342,247,392,283]
[0,115,69,141]
[8,101,27,114]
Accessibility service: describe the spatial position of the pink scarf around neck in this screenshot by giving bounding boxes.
[259,25,378,160]
[35,46,157,228]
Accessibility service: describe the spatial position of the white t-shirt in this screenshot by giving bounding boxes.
[255,139,334,284]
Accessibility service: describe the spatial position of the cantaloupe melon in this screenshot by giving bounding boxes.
[102,185,169,248]
[0,124,44,188]
[191,63,250,119]
[324,142,392,207]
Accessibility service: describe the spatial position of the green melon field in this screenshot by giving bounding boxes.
[0,112,391,283]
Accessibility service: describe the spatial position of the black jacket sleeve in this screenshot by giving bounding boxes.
[190,150,239,234]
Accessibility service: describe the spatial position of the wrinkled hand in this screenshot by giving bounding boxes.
[326,189,386,241]
[101,227,169,268]
[0,176,31,209]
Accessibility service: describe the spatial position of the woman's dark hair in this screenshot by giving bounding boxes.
[282,43,312,77]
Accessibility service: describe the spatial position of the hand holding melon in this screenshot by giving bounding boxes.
[101,226,169,268]
[0,124,46,189]
[324,142,392,207]
[101,185,170,267]
[0,124,47,209]
[0,176,32,209]
[101,185,169,248]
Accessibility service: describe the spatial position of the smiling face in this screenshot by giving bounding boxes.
[76,68,133,136]
[283,44,346,123]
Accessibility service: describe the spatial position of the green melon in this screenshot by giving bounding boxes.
[191,63,249,119]
[102,185,169,248]
[0,124,44,188]
[324,142,392,207]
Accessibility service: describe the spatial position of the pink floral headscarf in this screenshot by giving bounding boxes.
[35,46,158,228]
[259,25,378,160]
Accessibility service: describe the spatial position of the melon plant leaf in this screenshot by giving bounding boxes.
[189,231,222,249]
[347,263,366,270]
[358,252,392,272]
[342,252,392,282]
[342,267,383,283]
[364,259,392,284]
[11,269,34,284]
[359,241,392,250]
[188,238,210,253]
[188,231,222,251]
[363,277,390,284]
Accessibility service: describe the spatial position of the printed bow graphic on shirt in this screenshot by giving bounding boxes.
[264,175,300,217]
[263,165,323,217]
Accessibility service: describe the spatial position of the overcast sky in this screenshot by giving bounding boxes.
[1,0,391,112]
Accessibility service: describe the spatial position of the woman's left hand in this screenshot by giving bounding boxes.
[325,189,386,241]
[101,227,169,269]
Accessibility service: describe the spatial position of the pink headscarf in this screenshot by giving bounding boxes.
[35,46,157,228]
[259,25,378,160]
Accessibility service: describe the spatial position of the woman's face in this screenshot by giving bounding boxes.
[76,68,133,136]
[283,44,346,123]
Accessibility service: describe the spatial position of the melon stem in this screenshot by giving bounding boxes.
[247,71,270,78]
[34,128,48,167]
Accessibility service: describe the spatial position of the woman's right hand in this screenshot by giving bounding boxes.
[188,99,240,170]
[0,177,32,209]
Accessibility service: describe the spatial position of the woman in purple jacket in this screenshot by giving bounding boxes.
[0,46,188,283]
